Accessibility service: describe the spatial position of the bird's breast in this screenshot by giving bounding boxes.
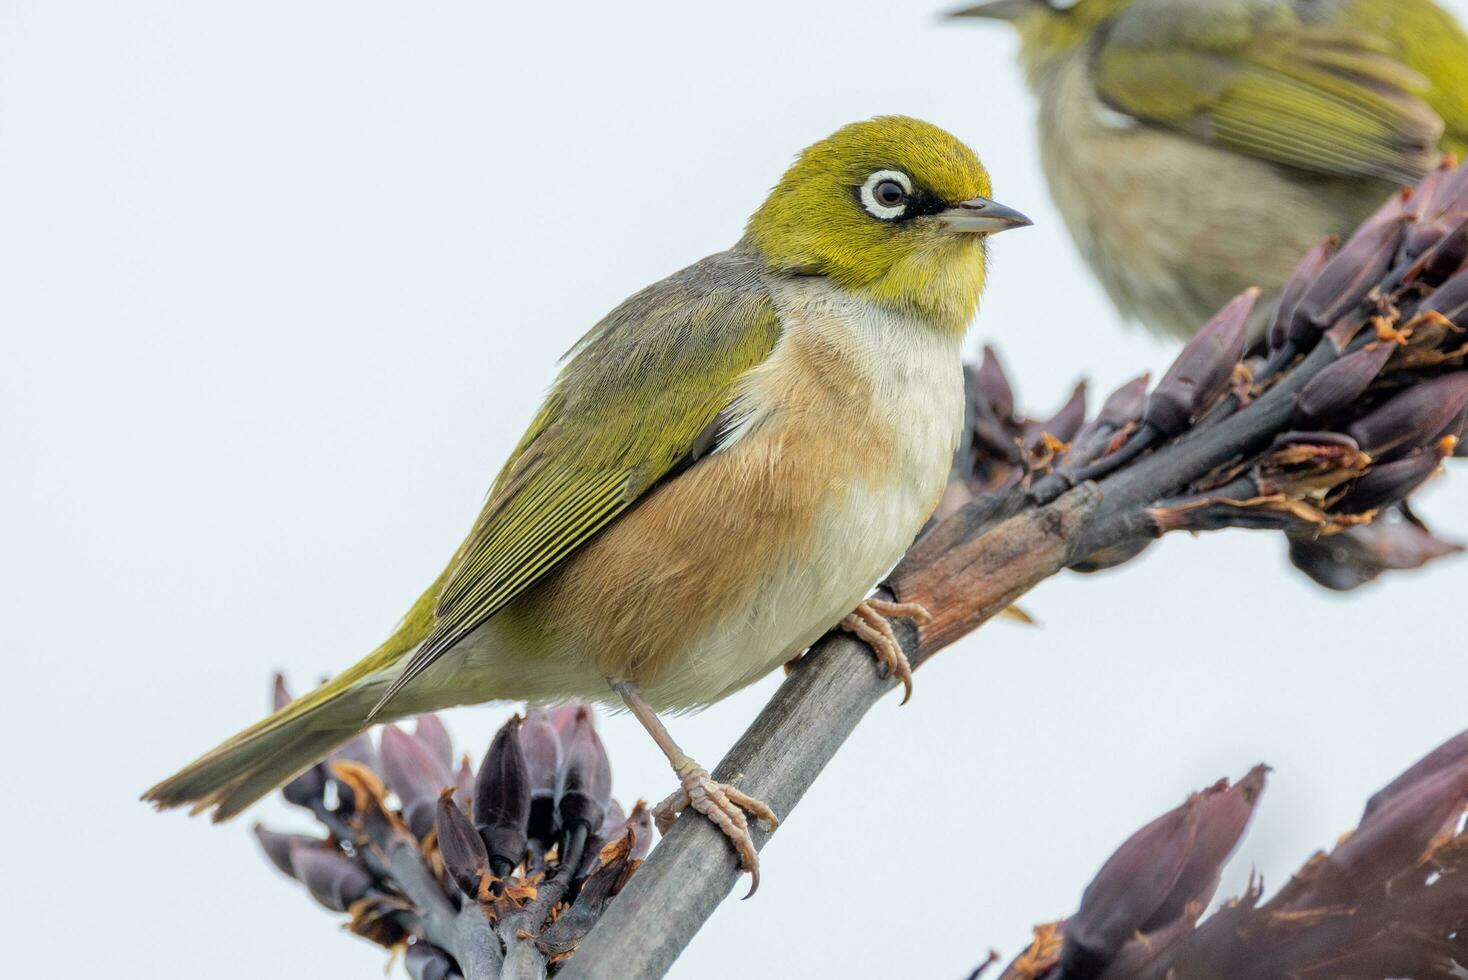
[520,281,965,712]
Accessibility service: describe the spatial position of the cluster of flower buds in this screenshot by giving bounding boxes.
[950,158,1468,590]
[979,725,1468,980]
[254,677,650,979]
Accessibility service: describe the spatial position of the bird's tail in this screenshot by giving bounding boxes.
[143,586,443,821]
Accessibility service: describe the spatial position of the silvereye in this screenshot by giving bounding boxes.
[145,116,1031,885]
[952,0,1468,339]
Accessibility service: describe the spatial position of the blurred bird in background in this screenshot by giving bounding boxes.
[145,116,1031,888]
[952,0,1468,340]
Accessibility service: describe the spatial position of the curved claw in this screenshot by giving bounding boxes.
[653,763,778,897]
[840,599,928,704]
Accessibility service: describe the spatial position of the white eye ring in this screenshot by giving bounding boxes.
[1046,0,1081,10]
[859,170,913,221]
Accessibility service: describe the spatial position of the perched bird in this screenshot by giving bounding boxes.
[952,0,1468,339]
[145,116,1031,886]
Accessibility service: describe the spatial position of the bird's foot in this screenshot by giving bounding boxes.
[841,598,931,704]
[653,759,779,897]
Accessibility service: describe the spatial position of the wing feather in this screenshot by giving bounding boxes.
[370,249,782,715]
[1096,0,1444,183]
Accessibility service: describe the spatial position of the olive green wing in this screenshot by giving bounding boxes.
[1095,0,1444,183]
[1340,0,1468,158]
[372,251,782,714]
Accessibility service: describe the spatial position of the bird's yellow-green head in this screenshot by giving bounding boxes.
[746,115,1030,337]
[950,0,1133,83]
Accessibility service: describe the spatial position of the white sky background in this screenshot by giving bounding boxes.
[4,1,1468,976]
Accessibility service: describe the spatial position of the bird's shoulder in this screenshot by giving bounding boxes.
[544,247,784,474]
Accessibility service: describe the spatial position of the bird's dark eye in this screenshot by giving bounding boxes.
[874,180,906,207]
[859,170,915,221]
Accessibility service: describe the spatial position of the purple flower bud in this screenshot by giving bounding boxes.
[1271,237,1338,350]
[548,703,581,741]
[521,709,564,850]
[1064,768,1269,979]
[556,709,613,874]
[1407,216,1468,285]
[558,708,612,837]
[1365,727,1468,821]
[1097,374,1151,428]
[1289,520,1462,591]
[1403,162,1463,261]
[1025,382,1087,453]
[281,763,327,810]
[1141,767,1267,931]
[1406,158,1457,221]
[1293,343,1395,429]
[414,714,455,773]
[404,942,454,980]
[1294,215,1409,341]
[972,411,1022,464]
[535,826,644,956]
[1327,763,1468,894]
[254,826,320,879]
[976,345,1016,420]
[1416,261,1468,325]
[1062,804,1197,973]
[435,792,490,900]
[473,716,530,879]
[1069,375,1150,466]
[1145,290,1255,436]
[380,724,454,839]
[1406,218,1458,270]
[1345,374,1468,457]
[1332,445,1449,514]
[289,846,373,912]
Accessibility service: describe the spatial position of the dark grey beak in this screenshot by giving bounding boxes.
[937,197,1034,235]
[947,0,1035,20]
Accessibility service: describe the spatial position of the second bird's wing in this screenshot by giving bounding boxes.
[1094,0,1445,183]
[1335,0,1468,157]
[372,250,782,713]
